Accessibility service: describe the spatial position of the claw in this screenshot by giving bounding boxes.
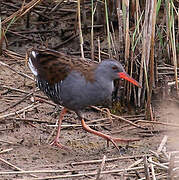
[80,117,140,152]
[50,139,69,151]
[107,137,120,151]
[106,137,140,151]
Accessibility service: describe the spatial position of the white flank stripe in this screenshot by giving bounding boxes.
[31,51,37,58]
[55,83,58,93]
[28,57,38,76]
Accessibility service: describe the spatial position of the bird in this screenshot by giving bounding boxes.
[27,48,141,151]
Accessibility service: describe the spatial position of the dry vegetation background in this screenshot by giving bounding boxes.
[0,0,179,179]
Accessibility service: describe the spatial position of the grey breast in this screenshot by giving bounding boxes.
[60,71,113,110]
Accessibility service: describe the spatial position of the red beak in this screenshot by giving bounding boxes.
[118,72,142,88]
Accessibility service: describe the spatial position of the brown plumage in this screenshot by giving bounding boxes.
[27,48,98,85]
[28,48,141,151]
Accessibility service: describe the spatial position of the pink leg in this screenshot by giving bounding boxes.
[50,108,68,149]
[81,118,140,151]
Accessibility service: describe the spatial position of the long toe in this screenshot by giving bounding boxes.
[106,137,120,152]
[50,140,69,151]
[106,137,141,151]
[113,137,141,143]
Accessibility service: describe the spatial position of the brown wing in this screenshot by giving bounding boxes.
[28,48,98,85]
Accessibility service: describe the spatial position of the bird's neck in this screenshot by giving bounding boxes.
[94,72,114,94]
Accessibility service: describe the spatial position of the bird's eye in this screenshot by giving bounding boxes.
[112,66,118,70]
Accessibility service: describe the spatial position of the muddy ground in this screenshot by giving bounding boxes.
[1,63,178,180]
[0,1,179,179]
[1,63,179,180]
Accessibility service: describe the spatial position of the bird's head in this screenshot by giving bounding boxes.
[97,60,141,87]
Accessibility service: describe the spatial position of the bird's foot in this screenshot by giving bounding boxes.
[80,117,140,152]
[50,139,69,151]
[106,136,120,151]
[106,137,140,151]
